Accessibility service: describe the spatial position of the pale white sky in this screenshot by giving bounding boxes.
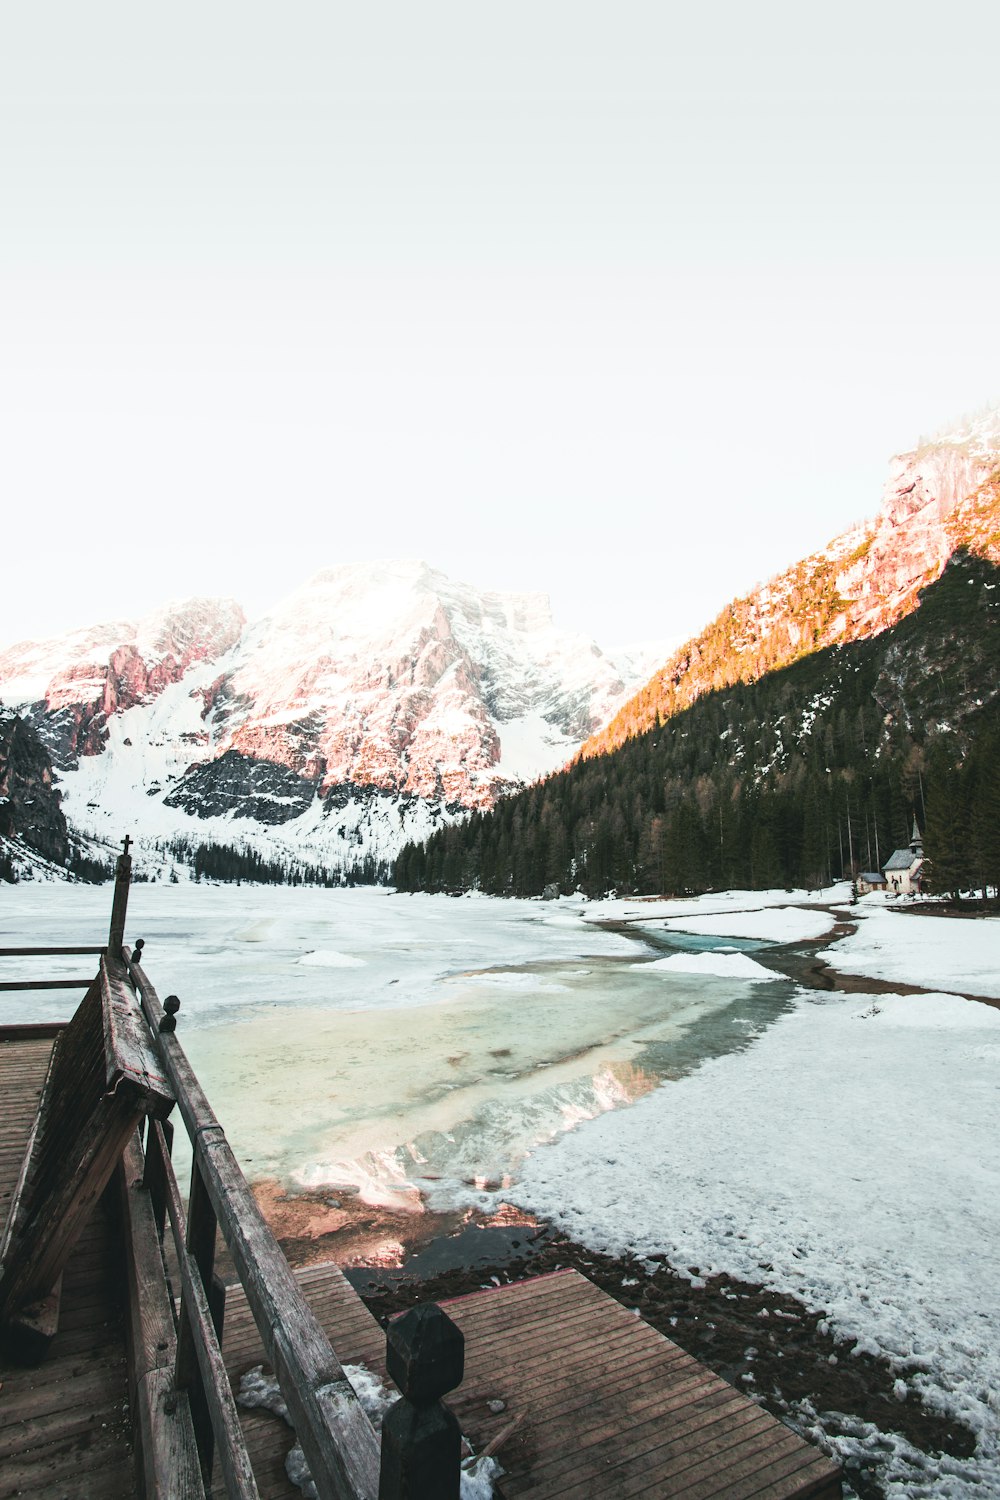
[2,2,998,651]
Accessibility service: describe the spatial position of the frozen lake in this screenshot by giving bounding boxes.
[0,883,795,1217]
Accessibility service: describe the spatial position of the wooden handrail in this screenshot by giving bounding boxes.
[0,979,97,991]
[0,946,108,956]
[147,1119,260,1499]
[0,947,105,995]
[125,946,381,1500]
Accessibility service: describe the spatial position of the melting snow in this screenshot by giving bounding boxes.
[630,951,779,982]
[298,950,367,969]
[237,1363,501,1498]
[508,983,1000,1496]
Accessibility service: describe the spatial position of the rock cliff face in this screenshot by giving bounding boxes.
[0,599,246,766]
[199,561,644,808]
[162,749,318,825]
[584,409,1000,759]
[0,710,70,866]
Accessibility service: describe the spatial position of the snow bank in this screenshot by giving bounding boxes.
[827,906,1000,1000]
[631,951,779,983]
[298,949,367,969]
[587,883,852,925]
[658,908,836,943]
[505,988,1000,1496]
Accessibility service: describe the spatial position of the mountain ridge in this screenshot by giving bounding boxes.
[0,562,664,874]
[582,411,1000,761]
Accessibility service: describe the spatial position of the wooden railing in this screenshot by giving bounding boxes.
[1,837,464,1499]
[126,941,383,1499]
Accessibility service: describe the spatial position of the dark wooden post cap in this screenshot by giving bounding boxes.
[159,995,181,1034]
[386,1304,464,1405]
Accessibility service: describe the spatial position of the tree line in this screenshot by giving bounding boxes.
[162,837,390,887]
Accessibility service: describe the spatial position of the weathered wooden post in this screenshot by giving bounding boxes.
[155,989,226,1486]
[379,1303,464,1500]
[107,835,133,959]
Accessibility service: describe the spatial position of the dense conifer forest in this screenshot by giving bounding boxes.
[394,552,1000,901]
[160,838,390,887]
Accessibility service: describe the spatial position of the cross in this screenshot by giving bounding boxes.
[122,835,132,857]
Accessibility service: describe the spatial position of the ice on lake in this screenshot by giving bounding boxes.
[0,883,797,1215]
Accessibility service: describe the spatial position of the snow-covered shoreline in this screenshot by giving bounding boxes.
[474,891,1000,1498]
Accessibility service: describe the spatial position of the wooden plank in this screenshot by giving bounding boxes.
[446,1298,632,1371]
[503,1365,742,1457]
[437,1268,841,1500]
[157,1136,260,1499]
[0,978,96,991]
[0,945,107,956]
[0,1426,134,1498]
[2,1272,63,1363]
[450,1349,690,1446]
[221,1256,839,1500]
[0,1358,130,1445]
[456,1325,693,1429]
[515,1393,772,1497]
[219,1263,392,1500]
[0,1029,65,1335]
[117,1132,204,1499]
[741,1462,842,1500]
[723,1444,843,1499]
[0,1022,67,1040]
[3,1088,151,1313]
[667,1425,825,1496]
[101,955,175,1112]
[137,1365,213,1500]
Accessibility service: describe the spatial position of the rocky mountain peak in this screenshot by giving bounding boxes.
[0,597,245,765]
[205,560,640,805]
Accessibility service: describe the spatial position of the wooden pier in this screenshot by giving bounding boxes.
[1,849,842,1499]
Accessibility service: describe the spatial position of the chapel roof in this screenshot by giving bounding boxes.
[883,849,924,872]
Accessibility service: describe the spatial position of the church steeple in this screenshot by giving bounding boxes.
[910,818,923,856]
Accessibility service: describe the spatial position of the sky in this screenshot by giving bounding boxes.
[2,2,999,653]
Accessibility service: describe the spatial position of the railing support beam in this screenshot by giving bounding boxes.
[176,1158,223,1483]
[108,836,133,959]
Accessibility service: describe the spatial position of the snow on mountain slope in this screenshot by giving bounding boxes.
[1,563,660,873]
[207,560,648,803]
[0,598,245,764]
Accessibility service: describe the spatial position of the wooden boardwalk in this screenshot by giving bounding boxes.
[0,1034,136,1500]
[219,1261,841,1500]
[3,1029,840,1500]
[444,1272,841,1499]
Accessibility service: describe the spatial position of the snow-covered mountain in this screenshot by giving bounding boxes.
[0,562,667,874]
[584,406,1000,759]
[0,598,246,765]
